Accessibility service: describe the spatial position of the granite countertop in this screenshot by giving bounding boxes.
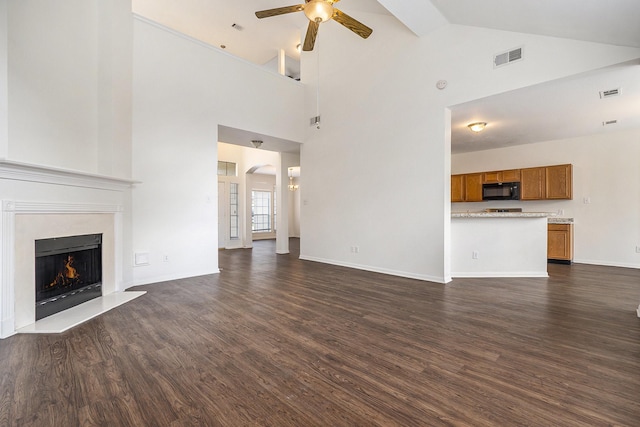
[548,217,574,224]
[451,212,554,218]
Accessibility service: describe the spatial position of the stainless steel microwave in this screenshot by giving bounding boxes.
[482,182,520,200]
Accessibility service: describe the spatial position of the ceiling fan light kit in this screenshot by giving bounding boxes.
[304,0,334,22]
[255,0,372,51]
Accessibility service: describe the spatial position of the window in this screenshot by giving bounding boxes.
[217,161,237,176]
[251,190,271,232]
[230,183,239,239]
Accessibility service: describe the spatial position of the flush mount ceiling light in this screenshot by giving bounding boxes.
[251,140,263,149]
[467,122,487,132]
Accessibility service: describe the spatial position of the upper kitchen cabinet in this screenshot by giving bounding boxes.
[465,173,484,202]
[521,164,572,200]
[483,169,521,183]
[546,164,573,199]
[451,173,483,202]
[520,167,546,200]
[452,164,572,202]
[451,175,465,202]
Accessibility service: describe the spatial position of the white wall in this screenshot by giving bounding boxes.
[452,128,640,269]
[131,18,304,286]
[6,0,132,177]
[299,14,640,283]
[0,0,8,158]
[2,0,135,289]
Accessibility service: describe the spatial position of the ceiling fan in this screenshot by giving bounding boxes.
[255,0,373,51]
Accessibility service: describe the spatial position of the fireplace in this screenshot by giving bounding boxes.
[35,234,103,320]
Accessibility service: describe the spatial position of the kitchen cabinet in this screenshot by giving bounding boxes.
[452,164,571,202]
[483,169,521,183]
[546,164,572,199]
[464,173,483,202]
[520,167,546,200]
[451,175,465,202]
[548,223,573,262]
[451,173,483,202]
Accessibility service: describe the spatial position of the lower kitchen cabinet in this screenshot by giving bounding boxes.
[548,223,573,263]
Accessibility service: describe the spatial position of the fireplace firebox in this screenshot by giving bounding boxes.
[35,234,102,320]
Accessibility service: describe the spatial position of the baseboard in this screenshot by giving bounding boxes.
[131,269,220,287]
[451,272,549,278]
[548,259,572,265]
[573,259,640,269]
[298,255,446,284]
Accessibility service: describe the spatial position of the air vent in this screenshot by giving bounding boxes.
[602,120,618,126]
[494,47,523,68]
[599,88,620,99]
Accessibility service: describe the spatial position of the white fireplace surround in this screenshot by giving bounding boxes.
[1,200,126,338]
[0,159,141,338]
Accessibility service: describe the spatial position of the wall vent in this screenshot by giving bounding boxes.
[602,119,618,126]
[494,47,523,68]
[599,88,620,99]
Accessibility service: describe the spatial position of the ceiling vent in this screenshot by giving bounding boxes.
[602,119,618,126]
[494,47,523,68]
[599,88,620,99]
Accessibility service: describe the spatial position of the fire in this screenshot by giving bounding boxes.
[47,255,80,288]
[64,255,79,279]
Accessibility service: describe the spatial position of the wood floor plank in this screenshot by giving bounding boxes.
[1,238,639,426]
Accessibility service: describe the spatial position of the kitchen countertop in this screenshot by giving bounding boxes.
[548,217,574,224]
[451,212,554,218]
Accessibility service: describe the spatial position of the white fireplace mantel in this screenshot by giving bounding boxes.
[0,159,140,190]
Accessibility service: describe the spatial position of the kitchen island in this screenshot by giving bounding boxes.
[451,212,554,278]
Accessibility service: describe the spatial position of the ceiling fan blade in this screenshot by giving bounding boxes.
[303,20,320,51]
[255,5,304,19]
[332,8,373,39]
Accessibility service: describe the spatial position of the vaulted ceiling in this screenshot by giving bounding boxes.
[133,0,640,153]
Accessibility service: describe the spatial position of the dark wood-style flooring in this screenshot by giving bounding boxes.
[1,239,639,426]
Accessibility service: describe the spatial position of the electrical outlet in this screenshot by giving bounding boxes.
[472,251,479,259]
[557,209,564,216]
[583,197,591,204]
[350,246,360,253]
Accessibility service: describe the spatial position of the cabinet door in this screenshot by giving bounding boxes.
[546,164,572,200]
[451,175,465,202]
[501,169,521,182]
[464,173,484,202]
[483,171,502,183]
[548,224,573,260]
[520,167,545,200]
[483,169,521,183]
